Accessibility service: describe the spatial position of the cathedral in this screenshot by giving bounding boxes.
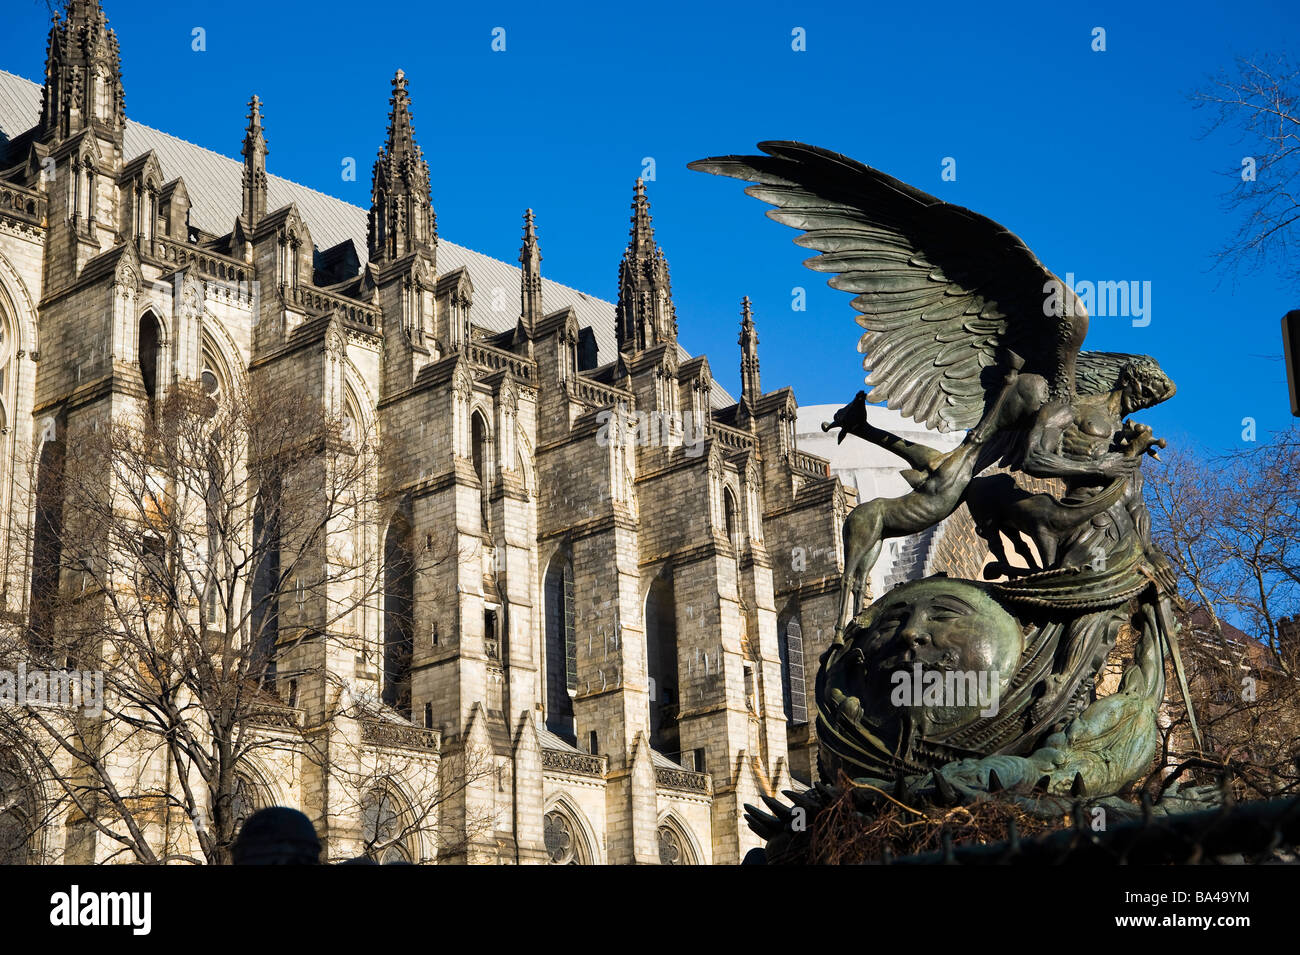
[0,1,854,863]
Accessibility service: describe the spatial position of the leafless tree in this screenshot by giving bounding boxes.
[1144,431,1300,796]
[1193,55,1300,284]
[1148,433,1300,669]
[0,371,482,863]
[1151,615,1300,799]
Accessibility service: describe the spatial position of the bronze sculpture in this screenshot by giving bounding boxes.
[689,143,1208,837]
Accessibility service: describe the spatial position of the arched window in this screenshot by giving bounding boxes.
[361,786,415,863]
[0,752,36,864]
[777,611,808,726]
[200,362,222,419]
[250,472,281,689]
[383,514,415,719]
[723,486,740,552]
[0,307,11,512]
[470,410,489,528]
[138,311,161,411]
[656,820,695,866]
[341,389,361,447]
[543,808,590,865]
[543,552,577,743]
[29,428,65,655]
[470,411,488,484]
[645,574,679,756]
[230,770,264,835]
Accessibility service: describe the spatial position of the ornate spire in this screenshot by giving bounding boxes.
[519,208,543,337]
[241,95,268,227]
[368,69,436,265]
[739,296,761,409]
[38,0,125,144]
[628,178,655,254]
[615,179,677,354]
[385,68,417,157]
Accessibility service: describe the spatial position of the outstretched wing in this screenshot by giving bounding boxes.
[689,142,1087,433]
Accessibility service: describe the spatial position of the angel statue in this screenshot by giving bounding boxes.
[689,143,1212,849]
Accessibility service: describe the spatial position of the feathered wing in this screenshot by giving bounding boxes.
[689,142,1088,433]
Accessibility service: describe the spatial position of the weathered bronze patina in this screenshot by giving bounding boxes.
[691,143,1206,831]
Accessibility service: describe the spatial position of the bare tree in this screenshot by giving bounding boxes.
[1148,433,1300,670]
[322,742,497,864]
[1193,55,1300,284]
[1151,611,1300,799]
[1145,431,1300,797]
[0,371,483,864]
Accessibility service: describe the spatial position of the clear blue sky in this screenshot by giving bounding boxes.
[4,0,1298,453]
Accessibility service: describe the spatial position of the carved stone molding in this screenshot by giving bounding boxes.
[655,766,710,794]
[541,748,605,777]
[361,719,440,752]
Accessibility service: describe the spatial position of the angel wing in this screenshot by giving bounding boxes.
[689,142,1088,433]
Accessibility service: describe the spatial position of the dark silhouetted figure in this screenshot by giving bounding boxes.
[233,807,321,865]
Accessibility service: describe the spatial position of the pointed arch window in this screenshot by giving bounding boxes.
[203,442,223,627]
[341,388,362,448]
[470,411,488,483]
[0,309,12,565]
[778,612,808,726]
[138,311,161,412]
[361,786,415,863]
[723,486,740,552]
[544,553,577,743]
[383,514,415,719]
[250,472,282,689]
[29,428,65,655]
[645,575,679,756]
[656,820,695,866]
[544,808,590,865]
[0,753,36,865]
[470,410,490,529]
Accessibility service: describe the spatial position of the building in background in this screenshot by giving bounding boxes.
[0,0,865,864]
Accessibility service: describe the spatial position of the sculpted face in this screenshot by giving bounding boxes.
[821,579,1024,750]
[1119,362,1175,415]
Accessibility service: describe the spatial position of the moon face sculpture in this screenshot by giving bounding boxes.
[819,580,1024,781]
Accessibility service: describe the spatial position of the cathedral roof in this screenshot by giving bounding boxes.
[0,69,733,407]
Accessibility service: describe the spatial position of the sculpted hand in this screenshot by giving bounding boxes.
[1097,454,1141,479]
[1146,550,1178,593]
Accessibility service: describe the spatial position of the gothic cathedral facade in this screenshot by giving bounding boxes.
[0,1,852,864]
